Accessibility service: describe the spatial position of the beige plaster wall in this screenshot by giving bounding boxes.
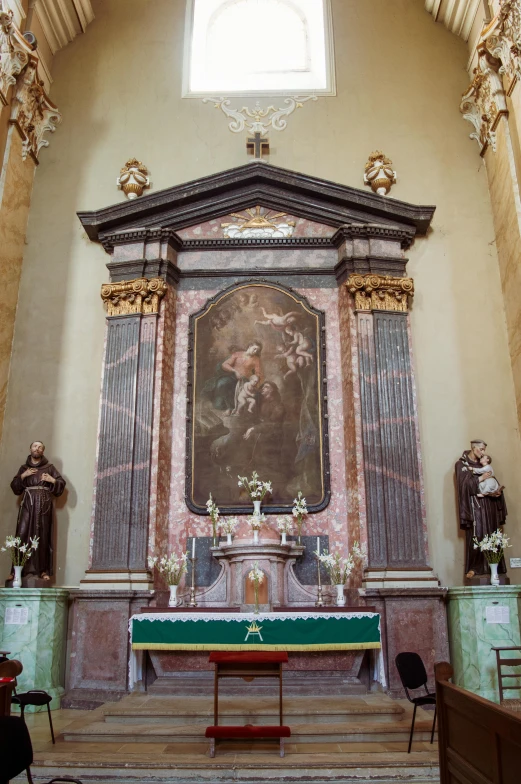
[0,0,520,587]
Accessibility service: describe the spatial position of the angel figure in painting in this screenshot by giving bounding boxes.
[255,308,299,332]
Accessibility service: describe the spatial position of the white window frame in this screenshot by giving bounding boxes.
[182,0,336,97]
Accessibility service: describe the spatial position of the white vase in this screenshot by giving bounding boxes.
[335,583,346,606]
[281,532,287,545]
[489,562,500,586]
[12,565,22,589]
[168,584,179,607]
[253,500,261,516]
[226,533,232,545]
[253,529,259,544]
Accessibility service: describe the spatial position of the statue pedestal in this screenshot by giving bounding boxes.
[448,586,521,702]
[0,588,69,710]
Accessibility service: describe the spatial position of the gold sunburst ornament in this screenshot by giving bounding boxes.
[222,206,295,239]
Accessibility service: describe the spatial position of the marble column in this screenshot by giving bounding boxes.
[336,226,448,695]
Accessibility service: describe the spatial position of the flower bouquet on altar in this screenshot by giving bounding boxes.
[2,535,39,588]
[473,528,511,586]
[221,516,239,545]
[206,494,220,546]
[148,551,188,606]
[276,517,293,545]
[248,561,265,614]
[249,511,266,544]
[237,471,272,515]
[317,542,363,606]
[292,491,307,545]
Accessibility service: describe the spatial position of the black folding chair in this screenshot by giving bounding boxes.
[0,715,34,784]
[12,689,55,744]
[395,652,437,753]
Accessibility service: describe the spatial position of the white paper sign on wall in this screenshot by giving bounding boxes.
[5,606,29,625]
[510,558,521,568]
[485,605,510,624]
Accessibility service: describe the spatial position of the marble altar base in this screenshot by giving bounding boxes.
[0,588,68,710]
[448,585,521,703]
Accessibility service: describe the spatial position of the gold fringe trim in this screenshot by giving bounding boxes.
[132,642,381,651]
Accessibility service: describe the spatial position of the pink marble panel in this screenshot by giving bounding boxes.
[176,214,335,240]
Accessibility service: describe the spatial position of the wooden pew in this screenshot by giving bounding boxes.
[435,661,521,784]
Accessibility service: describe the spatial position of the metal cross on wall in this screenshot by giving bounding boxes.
[247,132,269,160]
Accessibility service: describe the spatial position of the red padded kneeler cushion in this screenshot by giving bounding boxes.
[205,725,291,739]
[209,651,288,664]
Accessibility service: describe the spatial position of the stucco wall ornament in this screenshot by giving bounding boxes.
[10,59,61,163]
[363,151,397,196]
[221,206,295,238]
[482,0,521,94]
[460,46,508,155]
[117,158,150,200]
[0,2,33,106]
[202,95,317,135]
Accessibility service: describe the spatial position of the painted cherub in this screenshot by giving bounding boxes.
[254,308,299,332]
[275,326,314,377]
[233,374,259,416]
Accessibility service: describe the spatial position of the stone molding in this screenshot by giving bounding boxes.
[100,277,167,317]
[461,46,508,155]
[332,224,415,250]
[346,274,414,312]
[482,0,521,95]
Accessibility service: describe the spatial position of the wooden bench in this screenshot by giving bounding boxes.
[207,651,290,756]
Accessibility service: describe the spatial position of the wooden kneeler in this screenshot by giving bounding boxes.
[205,724,291,757]
[207,651,291,757]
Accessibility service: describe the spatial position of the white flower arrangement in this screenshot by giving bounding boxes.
[248,561,265,585]
[473,529,511,564]
[317,541,363,585]
[238,471,272,502]
[1,535,39,567]
[292,491,308,539]
[220,517,239,535]
[249,513,266,531]
[206,493,220,540]
[148,551,188,586]
[276,516,293,534]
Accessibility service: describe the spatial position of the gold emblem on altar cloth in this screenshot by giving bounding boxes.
[244,621,264,642]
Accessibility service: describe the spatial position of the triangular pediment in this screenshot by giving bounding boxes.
[78,162,435,244]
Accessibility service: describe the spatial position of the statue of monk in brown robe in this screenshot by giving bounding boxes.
[8,441,66,581]
[455,439,507,579]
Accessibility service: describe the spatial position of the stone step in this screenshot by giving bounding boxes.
[63,718,436,744]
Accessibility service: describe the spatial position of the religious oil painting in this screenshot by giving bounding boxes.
[186,282,330,514]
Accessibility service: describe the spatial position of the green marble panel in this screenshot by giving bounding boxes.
[448,586,521,703]
[0,588,69,711]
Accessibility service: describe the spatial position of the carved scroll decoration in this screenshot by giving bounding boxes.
[10,59,61,162]
[202,95,318,135]
[346,274,414,312]
[460,46,508,155]
[0,3,32,106]
[101,278,167,317]
[482,0,521,94]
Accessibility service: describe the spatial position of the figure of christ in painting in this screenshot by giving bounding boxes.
[8,441,66,581]
[233,374,259,415]
[455,439,507,578]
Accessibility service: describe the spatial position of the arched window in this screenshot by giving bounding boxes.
[185,0,335,95]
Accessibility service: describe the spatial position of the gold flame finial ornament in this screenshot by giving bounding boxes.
[363,151,397,196]
[117,158,150,200]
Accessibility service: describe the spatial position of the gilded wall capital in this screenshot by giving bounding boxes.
[9,58,61,163]
[0,3,32,106]
[346,274,414,313]
[460,46,508,155]
[482,0,521,94]
[101,278,167,317]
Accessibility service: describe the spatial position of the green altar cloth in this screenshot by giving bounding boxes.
[131,611,381,652]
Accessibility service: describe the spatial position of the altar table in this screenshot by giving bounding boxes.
[129,611,382,688]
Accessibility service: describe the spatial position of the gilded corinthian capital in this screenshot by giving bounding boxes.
[346,274,414,312]
[0,3,32,105]
[101,278,167,317]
